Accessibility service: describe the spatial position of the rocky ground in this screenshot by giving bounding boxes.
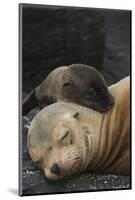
[20,5,131,196]
[21,108,131,196]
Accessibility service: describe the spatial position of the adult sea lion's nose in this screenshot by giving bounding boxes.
[51,163,61,175]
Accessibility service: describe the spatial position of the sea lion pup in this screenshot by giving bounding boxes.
[28,76,130,180]
[23,64,114,115]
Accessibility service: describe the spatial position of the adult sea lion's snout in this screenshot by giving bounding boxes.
[44,146,83,181]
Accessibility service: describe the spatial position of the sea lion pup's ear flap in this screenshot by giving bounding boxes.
[73,112,80,119]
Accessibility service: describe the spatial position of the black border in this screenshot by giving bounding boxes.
[19,3,132,196]
[19,3,22,196]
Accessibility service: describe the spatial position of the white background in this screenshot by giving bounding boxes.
[0,0,134,199]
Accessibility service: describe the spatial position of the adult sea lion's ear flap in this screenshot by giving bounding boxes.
[73,112,80,119]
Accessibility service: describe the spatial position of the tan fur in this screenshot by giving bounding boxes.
[28,76,130,180]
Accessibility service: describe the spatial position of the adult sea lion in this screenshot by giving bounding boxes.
[28,76,130,180]
[23,64,114,115]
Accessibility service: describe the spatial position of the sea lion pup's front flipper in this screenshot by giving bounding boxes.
[23,87,41,116]
[23,86,53,115]
[23,89,38,115]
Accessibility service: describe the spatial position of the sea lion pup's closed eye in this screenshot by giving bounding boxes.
[23,63,114,115]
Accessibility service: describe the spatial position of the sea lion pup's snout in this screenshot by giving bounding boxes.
[96,93,114,113]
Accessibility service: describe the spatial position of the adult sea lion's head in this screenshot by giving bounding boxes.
[28,105,89,180]
[62,64,114,112]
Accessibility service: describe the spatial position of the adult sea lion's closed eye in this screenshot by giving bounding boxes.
[60,130,73,145]
[61,131,70,141]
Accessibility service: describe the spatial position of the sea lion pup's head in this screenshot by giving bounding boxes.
[28,103,91,180]
[61,64,114,112]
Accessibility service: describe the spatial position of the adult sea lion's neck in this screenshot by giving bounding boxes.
[79,109,106,172]
[86,112,108,171]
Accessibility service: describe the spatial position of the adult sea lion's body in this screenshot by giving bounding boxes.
[23,64,113,115]
[28,76,130,180]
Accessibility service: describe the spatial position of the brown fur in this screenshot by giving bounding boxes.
[23,64,114,115]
